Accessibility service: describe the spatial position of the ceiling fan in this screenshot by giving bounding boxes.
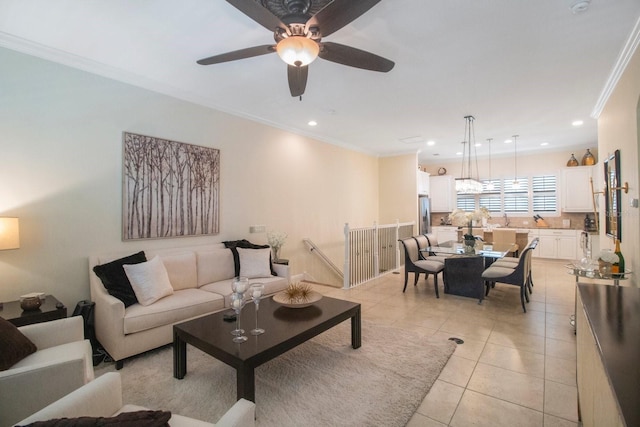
[197,0,395,98]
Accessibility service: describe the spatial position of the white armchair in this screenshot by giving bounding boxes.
[16,372,256,427]
[0,316,94,426]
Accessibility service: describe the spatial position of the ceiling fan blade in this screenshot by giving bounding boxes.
[306,0,382,37]
[197,45,275,65]
[226,0,287,32]
[319,42,394,72]
[287,65,308,97]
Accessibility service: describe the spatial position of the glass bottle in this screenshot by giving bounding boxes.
[566,154,579,167]
[612,238,625,277]
[581,149,596,165]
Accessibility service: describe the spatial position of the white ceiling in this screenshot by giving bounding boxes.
[1,0,639,164]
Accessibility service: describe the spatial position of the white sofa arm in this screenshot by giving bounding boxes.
[215,398,255,427]
[272,263,290,281]
[15,372,123,425]
[19,316,84,350]
[1,358,86,426]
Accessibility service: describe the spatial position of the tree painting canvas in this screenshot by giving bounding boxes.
[123,132,220,240]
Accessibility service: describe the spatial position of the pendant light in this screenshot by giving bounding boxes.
[512,135,520,189]
[455,115,483,194]
[486,138,494,190]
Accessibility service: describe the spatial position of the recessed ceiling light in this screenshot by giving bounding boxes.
[572,120,584,127]
[504,139,512,144]
[456,151,463,156]
[475,143,482,147]
[426,140,436,146]
[308,120,318,126]
[541,142,549,146]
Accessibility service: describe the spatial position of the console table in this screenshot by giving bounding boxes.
[0,295,67,326]
[576,283,639,427]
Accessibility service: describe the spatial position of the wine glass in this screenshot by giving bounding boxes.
[249,283,265,335]
[230,292,247,343]
[232,276,249,295]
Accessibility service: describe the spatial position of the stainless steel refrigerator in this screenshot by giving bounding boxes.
[419,196,431,235]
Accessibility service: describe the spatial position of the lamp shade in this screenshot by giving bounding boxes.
[0,217,20,250]
[276,36,319,67]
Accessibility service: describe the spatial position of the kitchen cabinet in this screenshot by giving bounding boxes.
[417,171,430,195]
[429,175,455,212]
[562,166,597,212]
[537,229,577,260]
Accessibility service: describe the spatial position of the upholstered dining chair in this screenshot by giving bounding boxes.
[423,234,452,263]
[492,238,539,295]
[399,238,445,297]
[481,245,535,312]
[492,229,518,256]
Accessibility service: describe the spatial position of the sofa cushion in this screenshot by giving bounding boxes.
[93,251,147,307]
[196,249,235,287]
[123,256,174,306]
[159,252,197,291]
[223,240,276,276]
[0,317,37,371]
[17,410,171,427]
[237,247,272,279]
[123,289,224,335]
[200,276,289,308]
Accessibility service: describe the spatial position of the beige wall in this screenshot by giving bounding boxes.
[0,47,380,305]
[597,45,640,287]
[378,154,419,227]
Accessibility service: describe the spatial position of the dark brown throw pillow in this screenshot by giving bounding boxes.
[92,251,147,307]
[17,410,171,427]
[0,317,37,371]
[223,240,276,276]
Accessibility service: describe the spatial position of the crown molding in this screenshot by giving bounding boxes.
[591,16,640,119]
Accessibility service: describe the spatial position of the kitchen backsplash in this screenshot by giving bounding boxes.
[432,212,597,230]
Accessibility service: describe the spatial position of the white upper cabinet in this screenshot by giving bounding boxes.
[562,165,597,212]
[430,175,455,212]
[417,171,430,195]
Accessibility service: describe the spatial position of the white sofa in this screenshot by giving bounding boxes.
[89,243,289,368]
[16,372,255,427]
[1,316,94,426]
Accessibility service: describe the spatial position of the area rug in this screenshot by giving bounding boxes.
[95,321,456,426]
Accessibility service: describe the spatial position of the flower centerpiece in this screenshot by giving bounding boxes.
[448,207,491,251]
[267,230,287,262]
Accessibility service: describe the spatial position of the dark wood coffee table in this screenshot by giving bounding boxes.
[173,295,361,402]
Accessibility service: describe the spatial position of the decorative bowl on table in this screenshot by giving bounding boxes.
[273,282,322,308]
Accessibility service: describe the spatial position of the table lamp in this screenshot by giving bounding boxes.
[0,217,20,308]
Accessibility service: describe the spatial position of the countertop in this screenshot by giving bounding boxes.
[578,283,640,427]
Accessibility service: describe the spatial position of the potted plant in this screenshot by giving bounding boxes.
[448,208,491,252]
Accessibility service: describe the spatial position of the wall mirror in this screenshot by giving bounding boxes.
[604,149,622,241]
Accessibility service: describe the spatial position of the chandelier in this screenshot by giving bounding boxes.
[455,115,483,194]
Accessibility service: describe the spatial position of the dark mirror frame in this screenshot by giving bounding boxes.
[604,149,622,241]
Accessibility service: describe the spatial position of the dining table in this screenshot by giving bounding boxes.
[422,241,519,302]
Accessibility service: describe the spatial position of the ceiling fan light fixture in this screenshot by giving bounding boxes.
[276,36,319,66]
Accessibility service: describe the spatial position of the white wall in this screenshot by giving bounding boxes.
[0,47,380,306]
[378,154,419,226]
[597,44,640,287]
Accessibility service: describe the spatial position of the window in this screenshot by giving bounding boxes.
[455,174,557,216]
[532,175,557,213]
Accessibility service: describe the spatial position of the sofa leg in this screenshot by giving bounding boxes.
[116,360,124,370]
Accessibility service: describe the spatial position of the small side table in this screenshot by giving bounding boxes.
[273,259,289,266]
[0,295,67,327]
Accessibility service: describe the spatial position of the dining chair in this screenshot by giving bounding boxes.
[399,238,445,297]
[492,229,518,256]
[481,245,535,312]
[492,238,539,295]
[423,234,452,263]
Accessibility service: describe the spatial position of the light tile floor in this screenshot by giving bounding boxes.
[312,258,578,427]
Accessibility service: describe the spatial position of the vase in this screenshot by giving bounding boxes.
[272,247,280,262]
[598,260,612,277]
[463,236,476,253]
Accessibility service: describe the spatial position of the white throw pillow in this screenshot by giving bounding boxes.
[238,247,272,279]
[123,255,174,306]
